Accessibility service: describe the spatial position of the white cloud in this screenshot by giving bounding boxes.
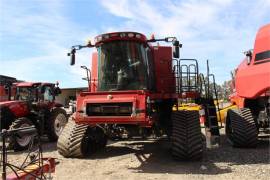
[0,47,91,88]
[0,0,95,88]
[99,0,270,83]
[100,0,134,19]
[1,0,269,87]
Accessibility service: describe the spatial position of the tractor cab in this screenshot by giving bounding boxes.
[15,82,61,105]
[0,81,66,151]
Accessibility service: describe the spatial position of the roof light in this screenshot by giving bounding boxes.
[120,33,126,37]
[110,33,119,37]
[135,34,141,38]
[103,34,110,39]
[86,38,93,46]
[95,36,103,43]
[128,33,134,37]
[97,36,102,41]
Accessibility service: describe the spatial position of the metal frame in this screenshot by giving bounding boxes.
[1,125,55,180]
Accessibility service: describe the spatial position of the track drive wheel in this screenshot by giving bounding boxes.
[94,127,108,149]
[8,117,35,151]
[47,108,67,142]
[57,117,90,158]
[171,110,203,160]
[225,108,258,148]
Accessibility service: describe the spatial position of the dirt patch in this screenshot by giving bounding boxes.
[1,129,270,180]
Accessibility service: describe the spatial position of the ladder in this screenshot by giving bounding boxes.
[198,60,221,148]
[174,58,221,148]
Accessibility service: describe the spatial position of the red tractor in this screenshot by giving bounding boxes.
[0,82,67,150]
[226,23,270,147]
[57,32,220,160]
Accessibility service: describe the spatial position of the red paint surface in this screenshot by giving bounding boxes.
[153,46,176,94]
[75,90,153,126]
[0,101,29,117]
[231,24,270,107]
[76,31,201,127]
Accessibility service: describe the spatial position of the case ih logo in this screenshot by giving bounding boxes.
[107,94,113,100]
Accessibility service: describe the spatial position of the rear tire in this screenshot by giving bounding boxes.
[8,117,35,151]
[171,110,203,160]
[225,108,258,148]
[47,108,67,142]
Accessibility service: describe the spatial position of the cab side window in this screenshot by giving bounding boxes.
[44,86,53,102]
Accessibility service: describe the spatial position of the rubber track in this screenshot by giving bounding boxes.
[57,118,88,158]
[227,108,258,147]
[171,110,203,160]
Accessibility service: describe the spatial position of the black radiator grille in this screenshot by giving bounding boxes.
[86,102,133,116]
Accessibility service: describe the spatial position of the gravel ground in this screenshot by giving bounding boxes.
[1,128,270,180]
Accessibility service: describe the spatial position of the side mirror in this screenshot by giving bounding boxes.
[244,50,252,65]
[246,56,251,65]
[173,40,181,58]
[70,53,75,65]
[54,87,61,95]
[68,48,76,66]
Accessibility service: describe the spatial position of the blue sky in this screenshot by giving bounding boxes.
[0,0,269,88]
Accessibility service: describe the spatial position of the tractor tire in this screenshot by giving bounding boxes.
[47,108,67,142]
[57,117,89,158]
[8,117,35,151]
[225,108,258,148]
[171,110,203,160]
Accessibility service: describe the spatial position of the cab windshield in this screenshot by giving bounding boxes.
[17,87,37,101]
[97,41,151,91]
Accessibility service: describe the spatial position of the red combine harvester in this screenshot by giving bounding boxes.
[226,24,270,147]
[57,32,220,160]
[0,82,67,150]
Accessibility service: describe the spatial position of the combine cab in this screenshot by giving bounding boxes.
[57,32,220,160]
[0,82,67,150]
[226,24,270,147]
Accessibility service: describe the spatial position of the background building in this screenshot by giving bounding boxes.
[55,87,87,107]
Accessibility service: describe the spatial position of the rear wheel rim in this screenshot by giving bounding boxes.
[17,123,33,147]
[54,114,66,137]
